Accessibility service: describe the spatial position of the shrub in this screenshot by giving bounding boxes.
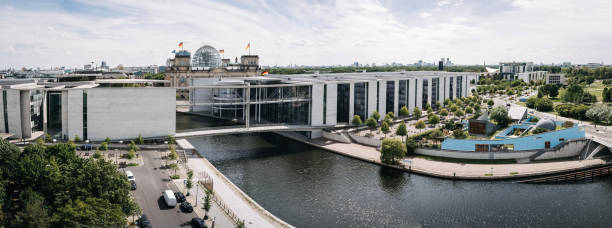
[170,175,180,179]
[352,115,363,125]
[105,137,111,144]
[428,115,440,125]
[400,106,410,116]
[487,99,494,107]
[454,109,465,117]
[44,133,52,143]
[563,121,574,128]
[386,112,395,119]
[405,138,418,154]
[415,120,426,129]
[440,109,449,116]
[465,107,473,114]
[453,129,467,139]
[429,129,444,139]
[136,134,144,144]
[167,135,176,144]
[74,135,82,142]
[531,127,549,134]
[93,150,102,159]
[98,142,108,151]
[365,117,377,129]
[380,138,407,165]
[372,111,381,121]
[412,107,421,118]
[128,140,139,152]
[490,106,511,127]
[383,115,393,126]
[396,121,407,138]
[449,104,458,112]
[169,145,178,160]
[381,121,390,134]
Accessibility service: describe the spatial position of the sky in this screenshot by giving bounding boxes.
[1,0,611,69]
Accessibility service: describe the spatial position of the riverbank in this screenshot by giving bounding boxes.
[177,139,294,228]
[278,132,606,180]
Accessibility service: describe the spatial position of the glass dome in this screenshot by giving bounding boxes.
[191,45,221,68]
[535,118,556,130]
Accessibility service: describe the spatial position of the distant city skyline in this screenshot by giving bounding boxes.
[1,0,611,68]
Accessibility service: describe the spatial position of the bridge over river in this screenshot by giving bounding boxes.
[175,124,330,138]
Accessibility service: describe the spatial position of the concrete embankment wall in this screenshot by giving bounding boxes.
[322,131,351,143]
[347,133,382,147]
[535,140,586,160]
[415,148,536,160]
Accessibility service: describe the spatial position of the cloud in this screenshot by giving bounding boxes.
[0,0,612,68]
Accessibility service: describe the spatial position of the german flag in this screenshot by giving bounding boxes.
[178,42,183,48]
[261,71,269,76]
[219,49,224,54]
[245,42,250,50]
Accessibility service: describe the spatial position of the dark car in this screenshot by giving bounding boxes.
[180,201,194,213]
[138,214,152,228]
[78,144,93,151]
[175,192,186,203]
[130,180,137,190]
[190,217,206,228]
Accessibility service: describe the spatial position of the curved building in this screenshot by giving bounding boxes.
[191,45,221,68]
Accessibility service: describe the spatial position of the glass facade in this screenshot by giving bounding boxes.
[251,86,310,125]
[83,91,87,140]
[212,88,244,120]
[47,92,62,137]
[337,84,350,123]
[456,76,463,98]
[354,82,367,121]
[398,80,407,109]
[449,77,454,100]
[323,85,327,125]
[30,90,43,132]
[431,78,439,107]
[386,81,394,114]
[191,45,221,68]
[2,91,7,133]
[422,79,429,108]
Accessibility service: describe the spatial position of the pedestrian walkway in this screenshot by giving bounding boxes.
[183,143,293,228]
[285,132,606,180]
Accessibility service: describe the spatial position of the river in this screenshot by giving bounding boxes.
[178,113,612,228]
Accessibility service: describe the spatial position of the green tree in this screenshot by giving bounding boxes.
[98,142,108,151]
[444,98,451,106]
[365,117,377,131]
[380,138,407,165]
[128,140,139,152]
[453,129,467,139]
[428,114,440,125]
[434,101,441,110]
[371,111,381,121]
[135,134,144,144]
[415,120,426,129]
[105,137,111,144]
[381,121,390,134]
[465,107,473,114]
[455,109,465,118]
[44,133,52,143]
[449,104,458,112]
[440,109,449,117]
[395,121,407,140]
[413,107,421,118]
[167,135,176,144]
[386,112,395,119]
[203,189,212,220]
[352,115,363,125]
[51,198,126,227]
[487,99,494,107]
[169,145,178,160]
[405,138,417,154]
[400,106,410,116]
[383,114,393,126]
[169,163,179,176]
[490,106,511,127]
[74,135,82,142]
[426,106,433,114]
[425,103,431,110]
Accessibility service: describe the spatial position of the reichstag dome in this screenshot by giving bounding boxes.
[191,45,221,68]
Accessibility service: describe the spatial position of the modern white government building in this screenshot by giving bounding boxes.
[187,71,480,128]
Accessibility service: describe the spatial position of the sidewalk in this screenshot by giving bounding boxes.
[288,133,606,180]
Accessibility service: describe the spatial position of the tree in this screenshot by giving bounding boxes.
[427,106,433,114]
[586,104,612,125]
[395,121,407,140]
[440,109,449,117]
[352,115,362,125]
[444,98,451,106]
[490,106,511,127]
[535,97,554,111]
[169,163,179,176]
[487,99,494,107]
[400,106,410,116]
[449,104,458,112]
[365,117,377,131]
[74,135,82,142]
[428,114,440,125]
[415,120,426,129]
[386,112,395,119]
[167,135,176,144]
[135,134,144,144]
[169,145,178,160]
[412,107,421,118]
[44,133,52,143]
[381,121,390,134]
[128,140,139,152]
[372,111,381,121]
[51,198,126,227]
[203,189,212,220]
[454,109,465,118]
[124,149,136,159]
[425,103,431,110]
[380,138,406,165]
[405,138,417,154]
[465,107,473,114]
[563,121,575,128]
[453,129,467,139]
[563,84,585,103]
[98,142,108,151]
[383,114,393,126]
[105,137,111,144]
[434,102,441,110]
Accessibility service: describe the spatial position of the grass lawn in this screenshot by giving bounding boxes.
[416,155,517,164]
[585,81,608,102]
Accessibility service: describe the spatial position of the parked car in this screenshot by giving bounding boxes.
[162,190,177,207]
[78,144,93,151]
[125,170,135,182]
[130,180,137,190]
[180,201,193,213]
[190,217,206,228]
[175,192,186,203]
[138,214,152,228]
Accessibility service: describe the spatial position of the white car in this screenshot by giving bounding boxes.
[125,170,135,182]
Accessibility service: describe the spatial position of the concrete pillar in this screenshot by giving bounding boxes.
[416,78,423,109]
[426,77,432,108]
[0,90,4,134]
[408,78,416,112]
[393,80,399,116]
[378,80,386,116]
[367,80,377,118]
[349,83,354,121]
[20,90,32,139]
[444,75,450,104]
[311,83,324,126]
[438,77,445,106]
[326,83,337,126]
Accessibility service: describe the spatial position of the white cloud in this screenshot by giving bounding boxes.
[0,0,612,68]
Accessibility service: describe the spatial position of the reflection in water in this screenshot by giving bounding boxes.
[187,132,612,228]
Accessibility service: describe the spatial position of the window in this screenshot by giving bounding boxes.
[475,144,489,152]
[386,81,394,114]
[83,91,88,140]
[559,138,564,142]
[2,91,7,133]
[323,85,327,125]
[545,141,550,149]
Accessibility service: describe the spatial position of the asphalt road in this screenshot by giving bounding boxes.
[127,150,196,227]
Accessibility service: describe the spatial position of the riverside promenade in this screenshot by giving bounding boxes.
[279,133,606,180]
[177,139,293,228]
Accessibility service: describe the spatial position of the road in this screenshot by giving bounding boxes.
[127,150,196,227]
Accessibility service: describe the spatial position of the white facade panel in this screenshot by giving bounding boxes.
[349,83,354,121]
[408,78,416,111]
[393,80,399,115]
[311,83,324,126]
[367,80,377,118]
[325,83,337,126]
[66,90,83,140]
[86,88,176,141]
[378,80,386,116]
[6,90,22,138]
[416,78,423,109]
